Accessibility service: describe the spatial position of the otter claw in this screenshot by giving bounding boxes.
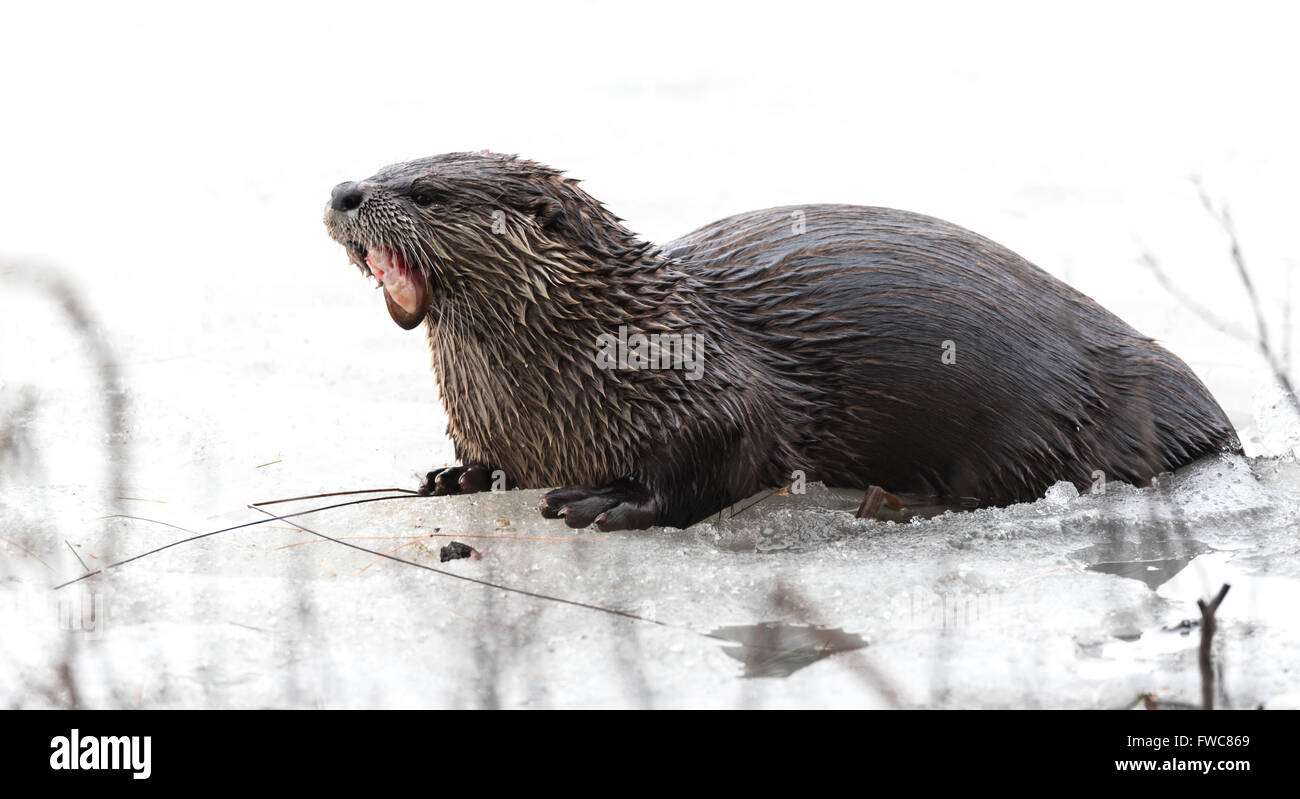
[539,479,659,531]
[418,469,454,496]
[419,463,501,496]
[538,496,561,518]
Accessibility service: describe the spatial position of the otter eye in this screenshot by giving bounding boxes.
[412,191,437,207]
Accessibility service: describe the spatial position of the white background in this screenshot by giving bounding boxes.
[2,1,1298,708]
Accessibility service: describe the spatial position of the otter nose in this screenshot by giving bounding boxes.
[331,181,365,212]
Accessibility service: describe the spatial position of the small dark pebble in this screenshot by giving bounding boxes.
[1162,618,1199,636]
[440,541,478,562]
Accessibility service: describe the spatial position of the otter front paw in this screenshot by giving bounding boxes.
[538,478,660,531]
[418,463,502,496]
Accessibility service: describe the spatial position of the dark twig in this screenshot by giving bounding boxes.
[66,490,721,641]
[1197,582,1231,711]
[64,540,90,573]
[252,487,419,506]
[56,493,423,589]
[247,505,725,639]
[728,486,783,519]
[856,485,903,519]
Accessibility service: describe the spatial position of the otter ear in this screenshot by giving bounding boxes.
[526,195,565,230]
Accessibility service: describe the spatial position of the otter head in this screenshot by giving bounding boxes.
[324,151,642,331]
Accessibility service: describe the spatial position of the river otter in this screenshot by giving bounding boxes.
[323,152,1240,531]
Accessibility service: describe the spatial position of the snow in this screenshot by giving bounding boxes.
[2,0,1299,708]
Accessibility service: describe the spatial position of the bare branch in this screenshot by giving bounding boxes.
[1197,582,1231,710]
[1194,182,1299,418]
[1136,250,1253,342]
[1195,181,1271,349]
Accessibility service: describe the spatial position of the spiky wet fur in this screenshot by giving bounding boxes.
[325,151,1241,529]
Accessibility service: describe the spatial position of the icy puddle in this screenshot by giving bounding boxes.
[711,623,869,678]
[1078,538,1211,590]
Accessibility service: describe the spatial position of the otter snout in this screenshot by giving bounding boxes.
[330,181,365,212]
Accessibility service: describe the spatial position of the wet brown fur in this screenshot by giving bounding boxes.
[324,152,1241,530]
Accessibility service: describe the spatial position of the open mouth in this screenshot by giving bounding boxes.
[342,240,428,330]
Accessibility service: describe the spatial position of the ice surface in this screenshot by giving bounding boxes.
[2,1,1299,708]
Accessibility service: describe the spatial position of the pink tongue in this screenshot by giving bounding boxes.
[365,248,420,314]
